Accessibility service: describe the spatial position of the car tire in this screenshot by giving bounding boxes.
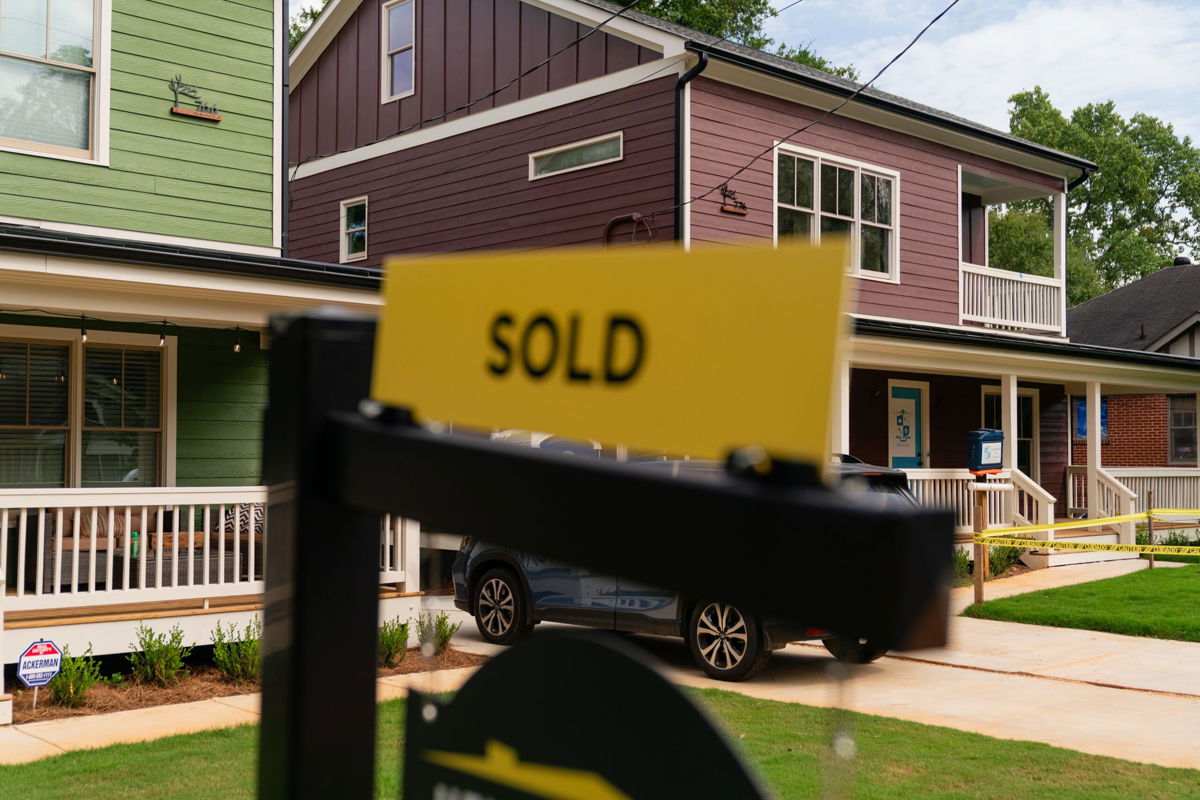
[822,635,888,664]
[687,601,770,682]
[473,568,531,645]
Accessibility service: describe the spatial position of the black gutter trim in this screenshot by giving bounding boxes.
[855,318,1200,371]
[686,42,1097,178]
[674,52,708,241]
[0,226,382,291]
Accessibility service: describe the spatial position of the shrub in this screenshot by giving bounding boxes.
[988,545,1023,578]
[378,616,410,667]
[417,611,461,655]
[47,644,103,708]
[211,616,262,683]
[952,546,972,586]
[128,623,192,687]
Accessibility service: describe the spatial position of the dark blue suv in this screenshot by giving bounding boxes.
[452,455,918,681]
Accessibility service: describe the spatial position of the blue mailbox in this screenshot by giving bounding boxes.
[968,429,1004,475]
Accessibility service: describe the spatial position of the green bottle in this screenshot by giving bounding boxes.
[131,531,139,558]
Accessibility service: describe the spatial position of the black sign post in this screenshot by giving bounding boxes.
[258,309,954,799]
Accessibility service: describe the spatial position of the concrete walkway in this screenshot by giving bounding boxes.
[2,560,1197,771]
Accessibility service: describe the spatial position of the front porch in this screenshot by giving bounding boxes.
[841,326,1200,567]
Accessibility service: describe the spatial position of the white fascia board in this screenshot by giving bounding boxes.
[0,254,381,327]
[518,0,686,55]
[1147,313,1200,353]
[848,334,1200,395]
[700,61,1084,183]
[292,54,688,179]
[289,0,366,88]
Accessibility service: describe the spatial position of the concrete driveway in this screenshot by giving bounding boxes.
[437,560,1200,770]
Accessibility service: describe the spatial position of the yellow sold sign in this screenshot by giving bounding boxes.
[371,242,848,463]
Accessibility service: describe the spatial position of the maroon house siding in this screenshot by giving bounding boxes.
[687,78,1064,326]
[289,0,661,164]
[289,77,677,263]
[849,369,1068,513]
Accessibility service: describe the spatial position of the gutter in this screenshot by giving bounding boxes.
[0,226,382,291]
[1067,166,1094,191]
[685,42,1095,180]
[855,318,1200,372]
[674,52,708,241]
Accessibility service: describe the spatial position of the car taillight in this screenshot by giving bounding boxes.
[805,627,829,636]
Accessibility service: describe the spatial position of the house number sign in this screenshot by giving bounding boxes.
[168,75,222,121]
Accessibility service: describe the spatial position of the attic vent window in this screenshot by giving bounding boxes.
[382,0,415,102]
[529,133,623,180]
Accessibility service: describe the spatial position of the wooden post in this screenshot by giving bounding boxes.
[973,484,988,605]
[1146,488,1155,569]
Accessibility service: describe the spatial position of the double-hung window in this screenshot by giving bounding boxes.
[382,0,415,102]
[1169,395,1196,464]
[340,197,367,262]
[776,147,899,281]
[0,0,102,159]
[0,332,167,488]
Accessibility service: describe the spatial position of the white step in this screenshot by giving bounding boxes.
[1017,530,1138,569]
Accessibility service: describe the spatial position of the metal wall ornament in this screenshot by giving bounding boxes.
[168,75,222,121]
[719,183,749,215]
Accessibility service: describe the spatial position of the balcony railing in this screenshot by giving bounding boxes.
[960,263,1063,334]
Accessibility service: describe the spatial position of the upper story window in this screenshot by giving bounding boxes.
[776,147,899,282]
[340,196,367,262]
[0,0,99,158]
[529,133,623,180]
[382,0,415,102]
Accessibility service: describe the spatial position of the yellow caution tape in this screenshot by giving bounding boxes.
[975,513,1145,538]
[973,536,1200,556]
[1150,509,1200,518]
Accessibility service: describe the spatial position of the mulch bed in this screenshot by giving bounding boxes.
[10,646,488,725]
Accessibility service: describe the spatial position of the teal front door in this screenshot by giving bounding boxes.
[889,384,925,468]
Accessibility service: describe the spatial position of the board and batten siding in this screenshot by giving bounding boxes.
[688,78,1063,326]
[289,76,676,262]
[289,0,660,163]
[0,0,277,249]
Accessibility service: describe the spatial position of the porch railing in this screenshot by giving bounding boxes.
[0,487,418,612]
[1105,467,1200,513]
[960,263,1063,334]
[905,468,1051,534]
[1064,466,1137,543]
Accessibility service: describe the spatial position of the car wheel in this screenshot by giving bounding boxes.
[822,635,887,664]
[473,568,531,645]
[687,601,770,682]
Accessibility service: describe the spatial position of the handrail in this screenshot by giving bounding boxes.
[961,262,1062,287]
[0,486,268,508]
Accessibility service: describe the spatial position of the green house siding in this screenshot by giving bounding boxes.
[176,331,266,487]
[0,0,276,249]
[0,314,266,487]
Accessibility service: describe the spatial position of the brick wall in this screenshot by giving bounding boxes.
[1069,394,1195,467]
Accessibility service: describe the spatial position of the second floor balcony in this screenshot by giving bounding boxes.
[958,169,1067,336]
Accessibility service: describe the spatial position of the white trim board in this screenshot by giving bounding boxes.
[273,0,284,250]
[292,56,688,180]
[289,0,366,88]
[0,214,281,258]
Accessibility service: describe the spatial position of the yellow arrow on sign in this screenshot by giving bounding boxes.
[424,740,630,800]
[372,241,849,465]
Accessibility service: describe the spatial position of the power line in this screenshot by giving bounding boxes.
[652,0,964,218]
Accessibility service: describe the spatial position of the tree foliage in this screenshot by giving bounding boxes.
[289,0,857,78]
[990,87,1200,304]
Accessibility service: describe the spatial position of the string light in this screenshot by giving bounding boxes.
[233,326,241,354]
[80,314,87,344]
[159,320,167,347]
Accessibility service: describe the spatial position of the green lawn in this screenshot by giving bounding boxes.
[3,690,1199,799]
[964,564,1200,642]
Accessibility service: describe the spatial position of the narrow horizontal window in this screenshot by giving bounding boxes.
[529,133,623,180]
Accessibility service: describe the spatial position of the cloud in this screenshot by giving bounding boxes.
[808,0,1200,141]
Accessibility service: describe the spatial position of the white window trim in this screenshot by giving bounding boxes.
[339,196,368,263]
[1167,394,1197,465]
[380,0,416,104]
[0,0,111,166]
[981,386,1040,482]
[887,378,930,468]
[773,142,901,284]
[0,323,176,487]
[528,131,624,181]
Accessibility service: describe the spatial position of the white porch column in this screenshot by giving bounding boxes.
[1001,374,1019,525]
[830,361,851,456]
[1053,191,1067,336]
[1087,381,1102,519]
[0,573,8,725]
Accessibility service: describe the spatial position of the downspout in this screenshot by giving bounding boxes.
[281,0,290,257]
[674,52,708,242]
[1066,165,1093,191]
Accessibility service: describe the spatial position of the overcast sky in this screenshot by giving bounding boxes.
[765,0,1200,143]
[294,0,1200,143]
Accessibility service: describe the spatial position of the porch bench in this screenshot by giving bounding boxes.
[111,549,244,589]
